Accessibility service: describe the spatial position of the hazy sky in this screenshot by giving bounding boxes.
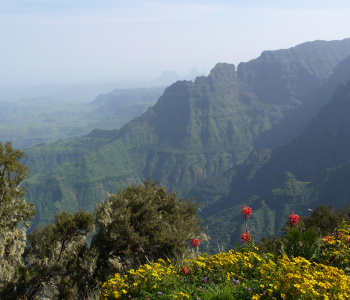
[1,0,350,88]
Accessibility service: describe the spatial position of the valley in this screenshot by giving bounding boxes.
[9,37,350,250]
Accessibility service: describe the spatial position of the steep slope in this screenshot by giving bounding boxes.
[25,63,266,225]
[192,77,350,250]
[244,38,350,149]
[23,38,350,228]
[238,39,350,104]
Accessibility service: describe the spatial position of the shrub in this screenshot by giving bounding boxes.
[91,179,202,284]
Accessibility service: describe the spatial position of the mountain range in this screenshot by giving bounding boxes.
[22,38,350,247]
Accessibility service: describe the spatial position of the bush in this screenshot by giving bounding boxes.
[0,141,35,289]
[91,179,202,284]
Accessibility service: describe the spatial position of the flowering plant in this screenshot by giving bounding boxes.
[181,266,189,275]
[322,221,350,272]
[241,205,252,219]
[101,246,350,300]
[289,212,299,226]
[241,232,252,244]
[241,205,253,245]
[190,238,200,248]
[100,207,350,299]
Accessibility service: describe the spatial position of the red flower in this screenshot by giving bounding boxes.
[190,238,200,248]
[289,212,299,226]
[241,205,252,218]
[241,232,252,244]
[324,235,332,243]
[182,267,189,275]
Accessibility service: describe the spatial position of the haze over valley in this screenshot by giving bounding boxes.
[2,0,350,250]
[18,38,350,251]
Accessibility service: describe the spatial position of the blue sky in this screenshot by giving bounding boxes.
[1,0,350,88]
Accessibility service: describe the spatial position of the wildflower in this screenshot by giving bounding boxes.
[203,277,208,283]
[324,236,332,243]
[182,267,189,275]
[241,232,252,244]
[289,212,299,226]
[157,291,162,295]
[190,238,200,248]
[241,205,252,218]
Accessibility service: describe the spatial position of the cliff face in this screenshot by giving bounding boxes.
[238,38,350,104]
[191,77,350,251]
[23,39,350,230]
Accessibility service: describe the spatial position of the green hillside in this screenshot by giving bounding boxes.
[192,78,350,251]
[23,38,350,233]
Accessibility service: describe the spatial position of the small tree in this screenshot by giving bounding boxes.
[4,210,95,300]
[304,204,350,235]
[91,179,202,284]
[0,141,35,286]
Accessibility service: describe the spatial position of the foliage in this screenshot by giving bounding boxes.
[91,179,202,284]
[101,245,350,299]
[1,210,95,299]
[1,165,203,299]
[0,141,35,286]
[101,248,264,300]
[258,205,350,260]
[304,204,350,235]
[281,226,320,261]
[3,139,350,300]
[258,254,350,299]
[321,221,350,272]
[100,202,350,299]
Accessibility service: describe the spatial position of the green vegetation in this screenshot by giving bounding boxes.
[0,141,35,287]
[91,179,202,286]
[0,143,201,299]
[195,78,350,252]
[101,205,350,300]
[2,142,350,299]
[21,38,350,235]
[4,38,350,298]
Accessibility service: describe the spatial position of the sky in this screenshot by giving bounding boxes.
[1,0,350,88]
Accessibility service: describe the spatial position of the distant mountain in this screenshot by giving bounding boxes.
[23,38,350,233]
[86,87,165,130]
[0,87,164,149]
[0,70,202,103]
